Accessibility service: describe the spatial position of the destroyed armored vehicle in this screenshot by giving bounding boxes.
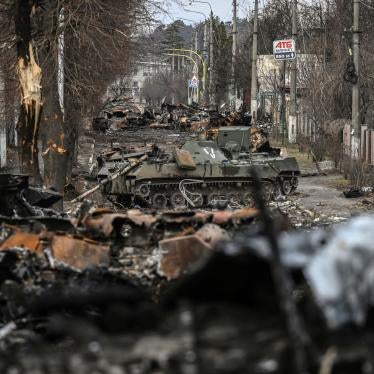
[92,97,152,132]
[102,127,300,208]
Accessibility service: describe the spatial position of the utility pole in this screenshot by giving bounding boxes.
[171,55,175,104]
[281,60,287,145]
[203,21,209,104]
[209,11,214,107]
[204,22,208,60]
[193,28,198,51]
[0,69,7,168]
[352,0,360,159]
[289,0,297,143]
[250,0,259,122]
[231,0,237,111]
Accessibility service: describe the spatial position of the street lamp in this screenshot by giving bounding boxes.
[183,7,207,21]
[189,0,214,106]
[165,53,200,103]
[183,7,207,53]
[189,0,212,14]
[167,48,207,100]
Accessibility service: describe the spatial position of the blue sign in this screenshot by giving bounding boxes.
[188,78,199,89]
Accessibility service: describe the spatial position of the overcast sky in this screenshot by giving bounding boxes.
[161,0,251,24]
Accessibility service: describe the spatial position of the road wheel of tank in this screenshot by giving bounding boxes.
[208,193,219,203]
[242,192,255,207]
[138,184,150,198]
[290,177,299,193]
[281,179,292,196]
[227,193,241,205]
[191,194,204,208]
[170,193,186,208]
[152,193,168,209]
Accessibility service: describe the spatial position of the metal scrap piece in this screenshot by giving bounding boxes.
[0,226,109,270]
[158,224,229,280]
[51,234,109,269]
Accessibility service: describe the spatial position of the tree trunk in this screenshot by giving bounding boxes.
[39,2,67,210]
[63,17,83,184]
[4,71,17,147]
[15,0,42,184]
[64,92,80,182]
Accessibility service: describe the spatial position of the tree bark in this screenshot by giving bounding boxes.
[15,0,42,184]
[64,92,80,182]
[39,1,66,209]
[4,71,17,147]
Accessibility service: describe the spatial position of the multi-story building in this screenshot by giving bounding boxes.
[106,60,171,104]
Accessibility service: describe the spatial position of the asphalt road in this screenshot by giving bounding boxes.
[293,174,370,218]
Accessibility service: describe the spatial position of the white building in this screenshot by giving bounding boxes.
[131,61,171,103]
[106,60,171,104]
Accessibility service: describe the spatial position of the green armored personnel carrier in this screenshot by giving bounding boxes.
[103,127,300,208]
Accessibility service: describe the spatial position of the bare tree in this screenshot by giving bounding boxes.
[0,0,164,196]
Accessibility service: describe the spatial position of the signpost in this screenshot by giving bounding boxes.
[273,39,296,144]
[188,75,199,104]
[273,39,296,60]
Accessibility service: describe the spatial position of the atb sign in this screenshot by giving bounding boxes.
[273,39,296,60]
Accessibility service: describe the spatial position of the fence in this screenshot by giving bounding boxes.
[343,124,374,165]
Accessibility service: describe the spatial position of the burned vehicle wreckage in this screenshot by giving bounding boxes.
[97,127,300,208]
[92,97,156,131]
[0,173,62,217]
[0,114,373,374]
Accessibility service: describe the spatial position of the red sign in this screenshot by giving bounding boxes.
[275,41,293,49]
[273,39,296,60]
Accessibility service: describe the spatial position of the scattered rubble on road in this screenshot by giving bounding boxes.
[1,100,373,373]
[0,191,374,373]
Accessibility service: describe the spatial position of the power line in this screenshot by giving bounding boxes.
[359,0,374,10]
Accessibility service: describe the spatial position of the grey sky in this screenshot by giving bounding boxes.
[162,0,250,24]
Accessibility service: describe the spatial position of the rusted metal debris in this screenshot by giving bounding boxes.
[92,96,155,131]
[0,225,110,270]
[159,224,229,280]
[1,167,374,374]
[79,207,259,240]
[0,201,258,273]
[92,98,254,133]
